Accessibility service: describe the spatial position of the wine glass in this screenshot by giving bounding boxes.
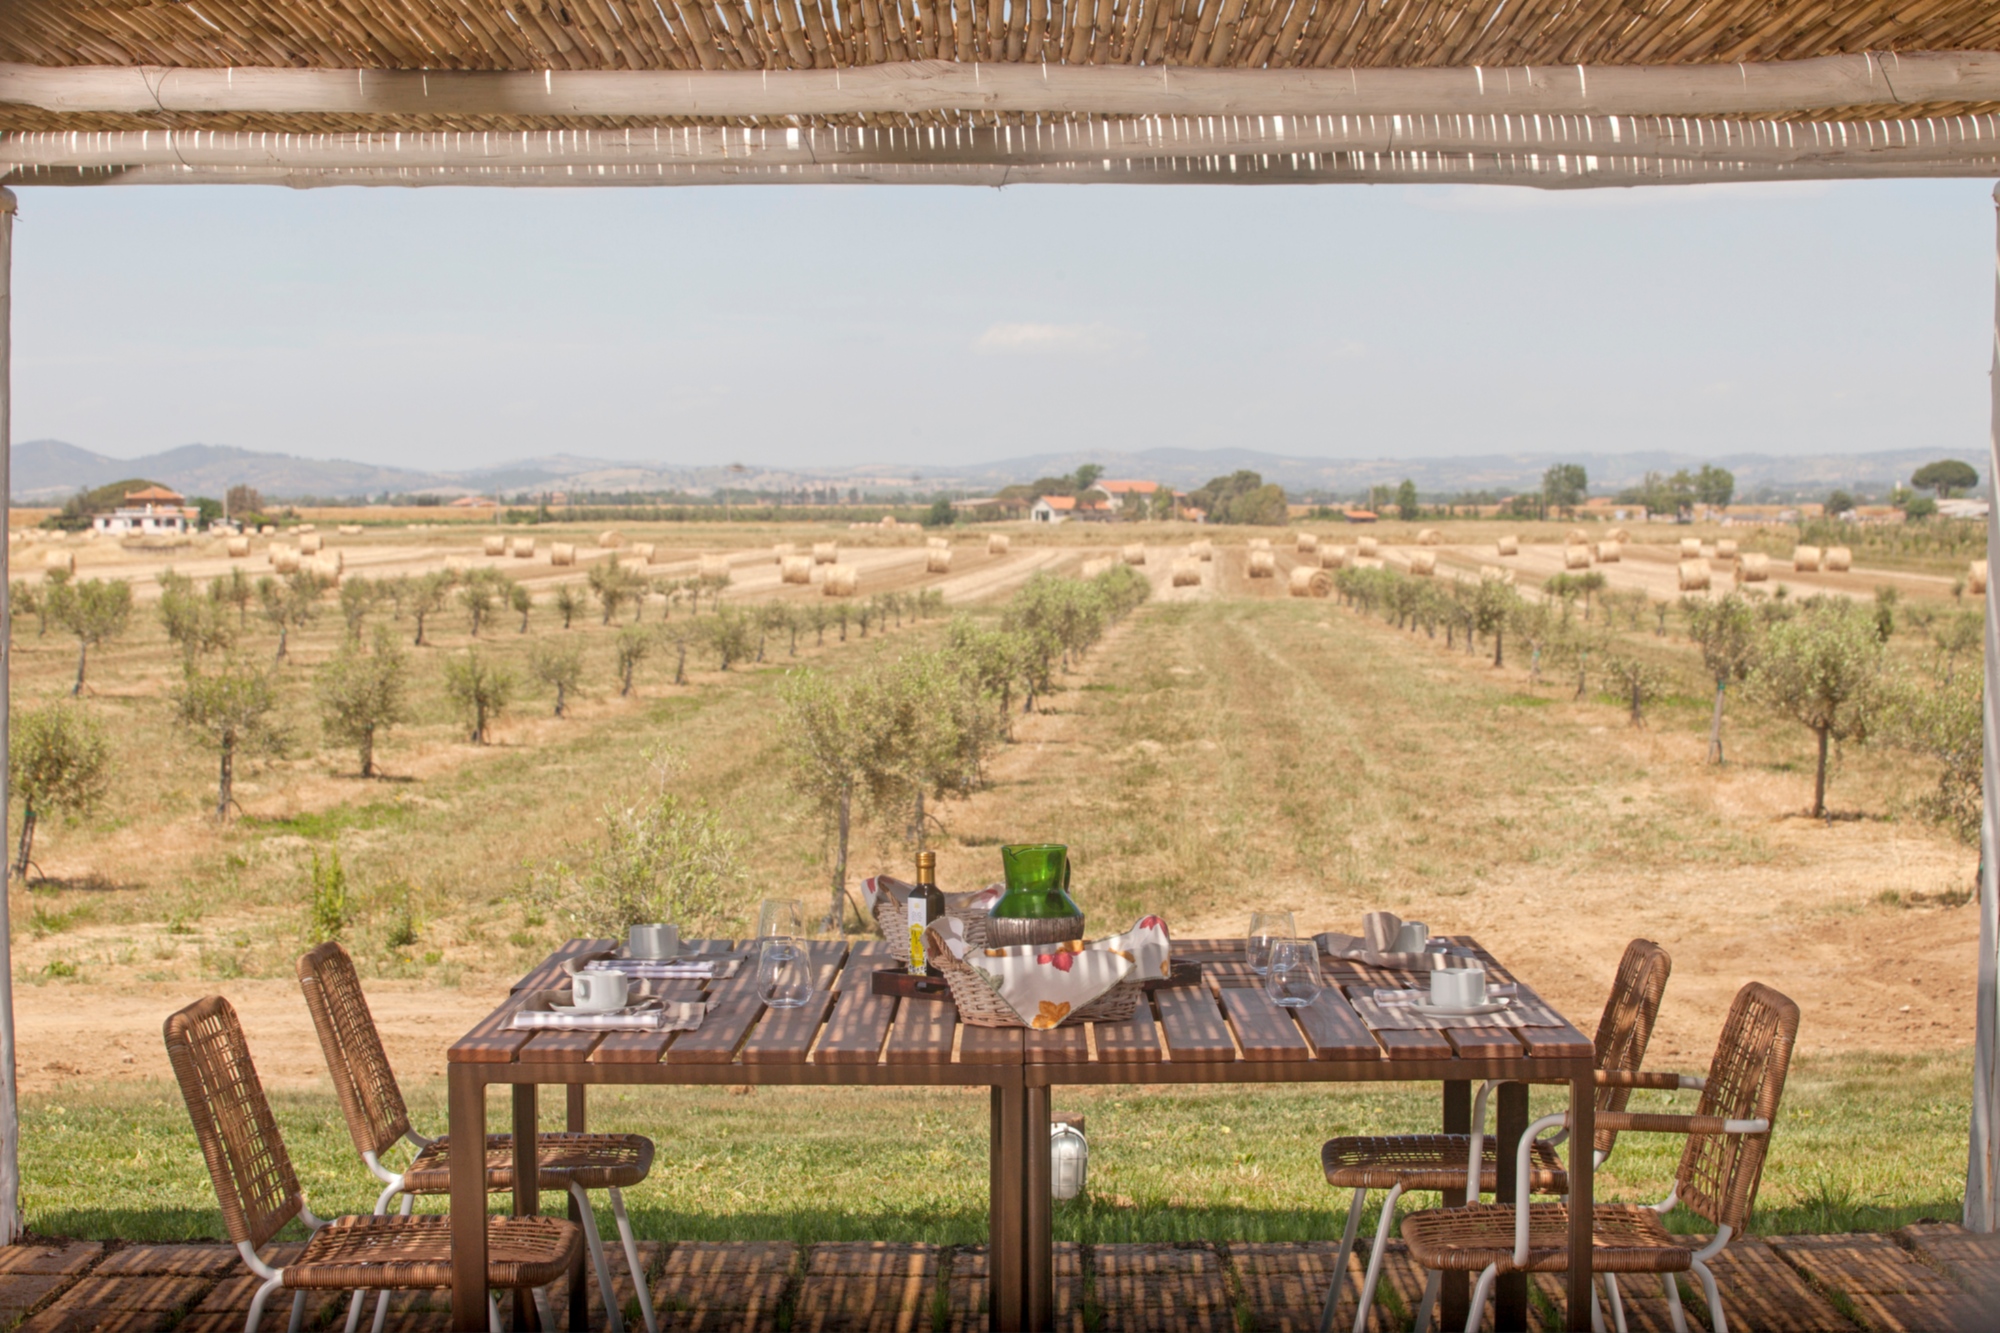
[1265,938,1324,1008]
[758,898,806,940]
[756,935,813,1009]
[1247,911,1297,976]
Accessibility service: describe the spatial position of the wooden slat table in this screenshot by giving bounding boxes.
[445,936,1597,1332]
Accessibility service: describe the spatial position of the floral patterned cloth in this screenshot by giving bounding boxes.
[927,915,1172,1029]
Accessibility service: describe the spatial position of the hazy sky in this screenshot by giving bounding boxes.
[10,177,1995,473]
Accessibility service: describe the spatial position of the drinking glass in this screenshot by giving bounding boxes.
[1247,911,1297,976]
[758,898,806,940]
[756,935,813,1009]
[1265,938,1324,1008]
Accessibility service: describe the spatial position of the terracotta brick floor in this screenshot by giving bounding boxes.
[0,1228,1991,1331]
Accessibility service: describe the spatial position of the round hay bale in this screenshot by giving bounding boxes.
[1356,536,1379,557]
[1596,540,1622,563]
[1480,565,1516,585]
[1408,550,1438,576]
[1606,527,1629,543]
[297,524,317,534]
[1321,546,1350,570]
[1248,537,1272,552]
[823,563,859,597]
[1081,557,1114,579]
[225,536,251,558]
[259,525,275,536]
[299,533,324,554]
[1567,528,1589,545]
[1678,558,1711,591]
[272,549,301,574]
[1739,552,1771,582]
[598,530,625,548]
[1791,545,1821,573]
[780,555,814,584]
[696,556,730,581]
[926,549,953,574]
[550,542,576,567]
[988,534,1011,555]
[1191,539,1214,562]
[483,535,507,556]
[1247,550,1277,578]
[1678,537,1702,559]
[305,555,342,583]
[812,542,838,565]
[338,524,364,536]
[1823,546,1852,572]
[1354,556,1385,570]
[510,537,536,558]
[1496,535,1519,556]
[1170,558,1202,587]
[42,551,74,575]
[1416,528,1442,546]
[1296,532,1319,553]
[773,542,798,562]
[1970,559,1989,595]
[630,542,656,564]
[926,536,950,550]
[1122,544,1146,566]
[1289,566,1333,597]
[1715,539,1739,560]
[1563,545,1592,570]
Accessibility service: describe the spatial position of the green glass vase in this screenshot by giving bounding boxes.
[992,844,1082,920]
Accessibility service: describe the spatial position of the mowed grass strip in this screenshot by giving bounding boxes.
[21,1049,1968,1244]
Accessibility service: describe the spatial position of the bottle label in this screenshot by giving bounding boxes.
[908,896,928,973]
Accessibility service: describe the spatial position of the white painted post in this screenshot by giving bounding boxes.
[1973,181,2000,1234]
[0,185,19,1243]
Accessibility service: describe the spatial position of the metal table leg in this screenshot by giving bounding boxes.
[1567,1076,1595,1331]
[1495,1083,1529,1331]
[1024,1086,1052,1333]
[990,1085,1026,1332]
[513,1083,541,1330]
[1439,1081,1471,1330]
[567,1085,589,1331]
[449,1065,489,1331]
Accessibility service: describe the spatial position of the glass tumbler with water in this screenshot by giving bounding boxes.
[1247,911,1297,976]
[1264,938,1324,1008]
[756,935,813,1009]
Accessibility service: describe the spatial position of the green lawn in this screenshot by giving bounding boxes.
[25,1049,1969,1245]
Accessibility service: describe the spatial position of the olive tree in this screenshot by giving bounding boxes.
[314,628,413,777]
[1603,654,1669,728]
[256,570,326,660]
[782,668,872,930]
[444,650,514,742]
[174,659,287,819]
[613,625,651,696]
[553,583,584,630]
[159,569,235,666]
[1751,600,1885,818]
[1883,659,1981,843]
[10,702,111,878]
[406,569,456,646]
[1682,594,1759,763]
[510,581,533,633]
[48,577,133,694]
[530,638,585,716]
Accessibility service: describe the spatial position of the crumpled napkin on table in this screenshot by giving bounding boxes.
[927,915,1173,1029]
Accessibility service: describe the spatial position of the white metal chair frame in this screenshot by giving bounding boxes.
[234,1210,522,1333]
[354,1126,656,1333]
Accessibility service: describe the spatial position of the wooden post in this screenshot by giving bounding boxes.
[449,1065,490,1331]
[1494,1084,1529,1329]
[1971,181,2000,1234]
[1438,1081,1471,1328]
[0,185,18,1246]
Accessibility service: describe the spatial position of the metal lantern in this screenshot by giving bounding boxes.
[1050,1121,1089,1201]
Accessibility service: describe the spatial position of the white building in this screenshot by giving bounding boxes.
[92,485,193,536]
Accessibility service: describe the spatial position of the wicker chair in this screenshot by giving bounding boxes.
[1398,981,1801,1333]
[1317,939,1677,1333]
[164,995,578,1333]
[298,942,658,1333]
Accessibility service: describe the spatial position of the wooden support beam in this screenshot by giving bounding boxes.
[5,52,2000,121]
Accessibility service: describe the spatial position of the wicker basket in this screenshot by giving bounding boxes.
[979,914,1087,949]
[929,940,1144,1028]
[874,886,997,963]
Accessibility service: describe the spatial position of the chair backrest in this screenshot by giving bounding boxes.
[1676,982,1801,1233]
[297,941,412,1158]
[1590,938,1673,1155]
[162,995,303,1251]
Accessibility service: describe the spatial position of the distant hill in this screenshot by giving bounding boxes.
[11,439,1987,504]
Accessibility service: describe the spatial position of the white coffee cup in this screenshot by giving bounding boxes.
[627,923,679,959]
[570,970,629,1013]
[1393,921,1430,954]
[1430,966,1487,1009]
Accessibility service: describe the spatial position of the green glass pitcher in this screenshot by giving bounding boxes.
[992,844,1082,920]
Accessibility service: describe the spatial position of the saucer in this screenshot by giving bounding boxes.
[1409,997,1511,1018]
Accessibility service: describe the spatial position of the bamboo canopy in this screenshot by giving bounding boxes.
[4,1,2000,185]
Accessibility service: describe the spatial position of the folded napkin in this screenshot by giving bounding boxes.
[510,999,709,1032]
[1349,993,1527,1031]
[928,915,1171,1029]
[582,958,740,979]
[1373,985,1520,1005]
